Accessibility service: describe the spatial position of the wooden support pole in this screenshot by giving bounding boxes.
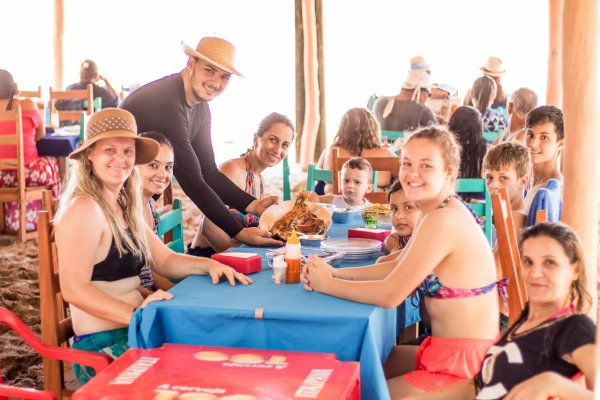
[562,0,599,320]
[53,0,64,90]
[299,0,320,171]
[546,0,563,107]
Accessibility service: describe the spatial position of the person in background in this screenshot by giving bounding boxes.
[409,56,431,75]
[191,112,295,254]
[448,106,488,181]
[378,179,419,262]
[400,222,595,400]
[471,76,508,133]
[523,105,564,227]
[57,59,119,113]
[315,108,396,194]
[136,131,177,295]
[483,142,530,234]
[496,88,538,145]
[373,69,436,133]
[54,108,251,384]
[464,57,508,115]
[0,69,61,233]
[120,36,282,254]
[303,126,501,397]
[308,157,374,209]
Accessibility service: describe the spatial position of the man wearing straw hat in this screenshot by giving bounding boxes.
[464,56,508,113]
[120,37,283,255]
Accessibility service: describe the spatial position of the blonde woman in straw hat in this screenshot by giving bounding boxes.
[120,37,283,258]
[54,108,252,384]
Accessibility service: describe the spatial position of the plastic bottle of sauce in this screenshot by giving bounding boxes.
[285,231,301,283]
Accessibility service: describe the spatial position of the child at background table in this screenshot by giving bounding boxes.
[378,179,419,262]
[303,126,501,397]
[136,131,177,295]
[400,222,595,400]
[483,142,531,235]
[308,157,373,209]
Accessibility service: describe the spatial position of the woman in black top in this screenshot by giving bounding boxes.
[400,222,595,400]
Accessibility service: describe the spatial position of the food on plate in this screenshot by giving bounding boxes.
[271,191,326,240]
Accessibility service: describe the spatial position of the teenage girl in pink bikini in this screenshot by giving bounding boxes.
[302,126,501,397]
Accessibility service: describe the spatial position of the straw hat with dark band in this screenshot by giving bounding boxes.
[69,108,159,165]
[480,56,506,78]
[181,37,242,77]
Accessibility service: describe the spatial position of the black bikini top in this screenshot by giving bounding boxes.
[91,232,145,282]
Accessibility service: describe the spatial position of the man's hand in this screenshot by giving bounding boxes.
[246,196,279,216]
[235,227,284,247]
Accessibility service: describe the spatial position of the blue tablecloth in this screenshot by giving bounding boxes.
[129,212,417,400]
[36,133,79,157]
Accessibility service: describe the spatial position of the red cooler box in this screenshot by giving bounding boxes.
[74,344,360,399]
[348,227,392,243]
[211,252,262,274]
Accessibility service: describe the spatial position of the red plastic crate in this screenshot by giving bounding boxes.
[211,252,262,274]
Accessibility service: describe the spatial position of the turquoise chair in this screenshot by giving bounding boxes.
[456,178,493,244]
[306,164,333,192]
[155,198,185,253]
[381,130,405,142]
[366,93,378,111]
[483,130,502,143]
[282,156,291,200]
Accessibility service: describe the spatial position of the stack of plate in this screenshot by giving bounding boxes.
[321,238,382,261]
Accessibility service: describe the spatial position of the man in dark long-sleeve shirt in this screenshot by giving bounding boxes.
[120,37,282,252]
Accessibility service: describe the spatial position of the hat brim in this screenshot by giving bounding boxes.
[182,42,243,77]
[480,67,506,77]
[69,131,160,165]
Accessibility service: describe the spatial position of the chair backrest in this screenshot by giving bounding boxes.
[0,306,111,400]
[155,198,185,253]
[483,130,502,143]
[491,187,528,324]
[331,147,398,194]
[49,84,94,123]
[37,210,76,398]
[306,163,333,192]
[381,130,405,142]
[17,86,42,99]
[456,178,493,244]
[364,191,388,204]
[366,93,378,111]
[282,156,291,200]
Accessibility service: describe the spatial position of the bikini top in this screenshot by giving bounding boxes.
[91,231,145,282]
[244,154,264,199]
[416,195,508,301]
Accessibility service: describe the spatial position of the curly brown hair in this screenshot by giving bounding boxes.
[333,108,382,156]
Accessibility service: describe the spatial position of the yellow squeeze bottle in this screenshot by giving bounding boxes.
[285,231,302,284]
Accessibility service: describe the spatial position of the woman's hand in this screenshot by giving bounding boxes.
[208,262,253,286]
[302,254,335,292]
[246,196,279,216]
[139,289,174,309]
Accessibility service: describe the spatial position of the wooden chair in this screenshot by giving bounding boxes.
[17,86,42,98]
[331,147,399,194]
[0,103,46,241]
[491,187,528,324]
[49,84,94,124]
[0,306,111,400]
[37,209,79,399]
[456,178,493,244]
[155,198,185,253]
[535,209,548,223]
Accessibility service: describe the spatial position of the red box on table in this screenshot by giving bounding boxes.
[211,251,262,274]
[348,227,392,243]
[74,343,360,400]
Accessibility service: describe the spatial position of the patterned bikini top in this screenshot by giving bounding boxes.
[244,154,264,199]
[417,195,508,301]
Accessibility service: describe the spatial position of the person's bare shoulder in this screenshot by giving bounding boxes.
[219,157,247,187]
[17,97,36,110]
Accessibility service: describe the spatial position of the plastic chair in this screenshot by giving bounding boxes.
[366,93,378,111]
[491,187,527,324]
[0,102,46,241]
[456,178,493,244]
[155,198,185,253]
[483,130,503,143]
[282,156,291,200]
[0,306,111,400]
[49,84,94,125]
[306,164,333,192]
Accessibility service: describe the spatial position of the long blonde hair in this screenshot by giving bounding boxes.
[54,148,151,262]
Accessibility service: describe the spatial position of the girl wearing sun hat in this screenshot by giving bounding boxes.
[53,108,252,383]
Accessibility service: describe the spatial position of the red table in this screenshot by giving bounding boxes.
[74,344,360,400]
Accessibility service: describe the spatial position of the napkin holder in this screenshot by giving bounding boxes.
[348,227,392,243]
[211,251,262,274]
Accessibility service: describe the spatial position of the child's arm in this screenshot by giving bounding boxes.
[307,191,334,204]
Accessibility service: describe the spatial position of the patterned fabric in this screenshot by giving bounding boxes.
[482,108,509,132]
[0,156,60,232]
[225,154,263,228]
[139,201,157,290]
[71,327,129,383]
